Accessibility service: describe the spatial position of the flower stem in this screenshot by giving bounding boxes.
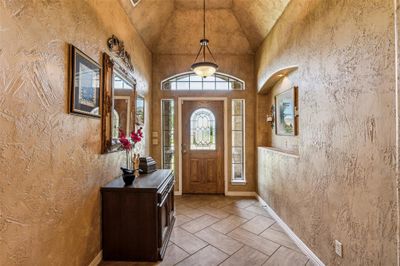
[126,150,131,169]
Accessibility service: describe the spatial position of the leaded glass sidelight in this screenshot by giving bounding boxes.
[161,99,175,170]
[232,99,245,182]
[190,108,216,150]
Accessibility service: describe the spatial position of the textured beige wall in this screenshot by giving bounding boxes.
[151,54,256,192]
[396,0,400,262]
[256,0,397,264]
[0,1,151,265]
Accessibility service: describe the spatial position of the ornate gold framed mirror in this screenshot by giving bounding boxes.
[101,53,136,153]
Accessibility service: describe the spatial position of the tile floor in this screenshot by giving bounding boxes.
[100,195,312,266]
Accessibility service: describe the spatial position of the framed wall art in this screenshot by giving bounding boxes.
[68,45,101,118]
[275,86,297,136]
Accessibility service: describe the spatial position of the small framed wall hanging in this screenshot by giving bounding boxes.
[275,86,297,136]
[68,44,101,118]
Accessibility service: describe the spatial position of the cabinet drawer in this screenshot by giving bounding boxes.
[157,175,174,205]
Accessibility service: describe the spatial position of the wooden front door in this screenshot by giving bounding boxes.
[182,100,224,194]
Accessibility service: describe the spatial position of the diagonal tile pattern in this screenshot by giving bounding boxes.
[170,227,208,254]
[211,214,248,234]
[221,204,259,220]
[228,227,280,256]
[269,222,285,233]
[245,205,273,218]
[160,244,189,265]
[176,245,229,266]
[220,245,269,266]
[260,228,301,252]
[180,214,220,233]
[240,215,275,235]
[263,246,309,266]
[195,228,243,255]
[199,206,230,219]
[100,195,311,266]
[174,214,193,226]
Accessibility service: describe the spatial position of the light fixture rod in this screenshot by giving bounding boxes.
[193,43,203,64]
[206,45,216,62]
[203,0,206,40]
[203,43,206,61]
[190,0,218,78]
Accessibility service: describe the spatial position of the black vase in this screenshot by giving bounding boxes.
[121,167,135,185]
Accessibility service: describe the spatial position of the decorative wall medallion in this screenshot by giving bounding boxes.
[68,44,101,118]
[266,104,275,128]
[107,35,134,72]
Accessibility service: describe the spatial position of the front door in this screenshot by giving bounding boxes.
[182,100,224,194]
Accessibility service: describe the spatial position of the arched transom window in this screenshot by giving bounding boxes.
[190,108,216,150]
[161,72,244,91]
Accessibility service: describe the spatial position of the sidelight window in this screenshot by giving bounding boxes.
[161,99,175,170]
[232,99,245,182]
[190,108,216,150]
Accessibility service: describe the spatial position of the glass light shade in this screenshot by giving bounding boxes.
[191,62,218,78]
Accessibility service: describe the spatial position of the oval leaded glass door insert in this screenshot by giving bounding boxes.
[190,108,216,150]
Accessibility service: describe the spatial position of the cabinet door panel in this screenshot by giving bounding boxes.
[158,199,169,247]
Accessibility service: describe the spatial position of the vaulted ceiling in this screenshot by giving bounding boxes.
[119,0,290,54]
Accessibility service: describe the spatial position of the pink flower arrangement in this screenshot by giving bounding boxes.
[130,128,143,144]
[119,128,143,170]
[119,127,143,151]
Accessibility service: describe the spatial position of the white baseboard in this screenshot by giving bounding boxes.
[88,250,102,266]
[174,191,255,196]
[255,194,325,266]
[225,191,256,197]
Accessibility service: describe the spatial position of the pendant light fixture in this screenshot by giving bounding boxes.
[191,0,218,78]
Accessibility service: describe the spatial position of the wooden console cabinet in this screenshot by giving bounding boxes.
[101,170,175,261]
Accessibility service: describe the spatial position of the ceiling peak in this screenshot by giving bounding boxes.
[120,0,291,54]
[174,0,233,10]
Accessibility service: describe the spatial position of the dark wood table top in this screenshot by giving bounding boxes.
[101,169,173,192]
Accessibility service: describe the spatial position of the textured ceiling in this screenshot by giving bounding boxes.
[233,0,291,51]
[119,0,291,54]
[118,0,175,50]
